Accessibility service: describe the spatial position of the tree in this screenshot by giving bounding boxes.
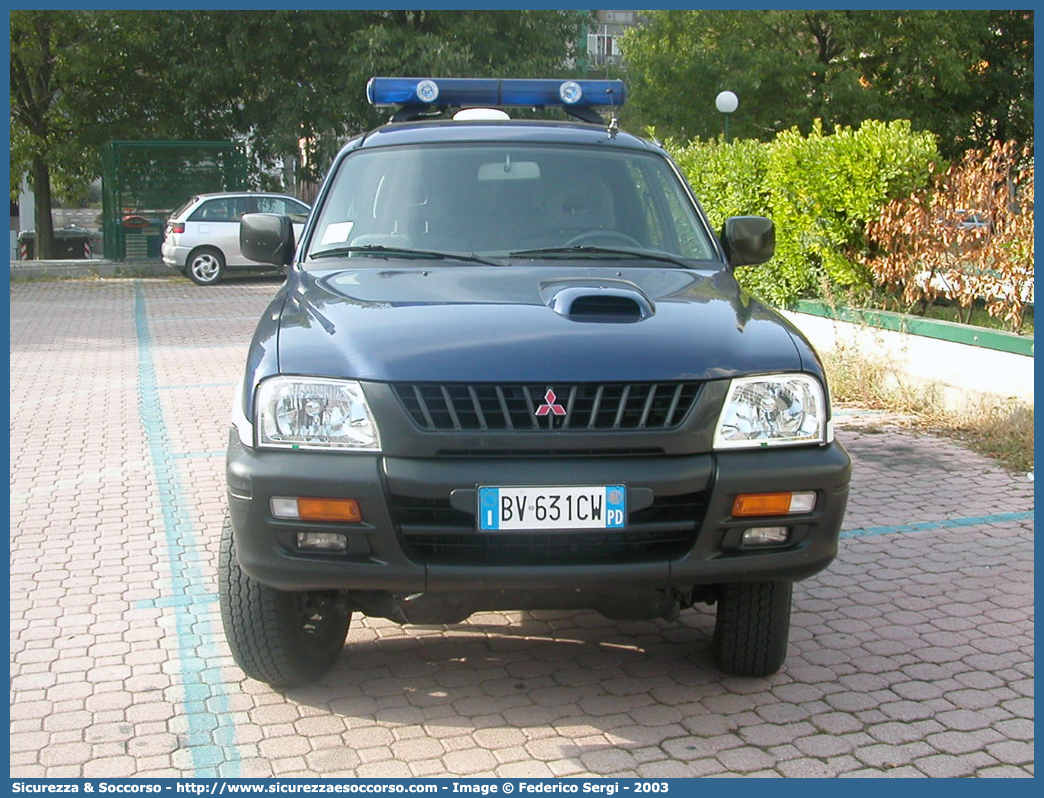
[621,10,1032,158]
[11,10,586,252]
[865,141,1034,332]
[10,11,229,256]
[10,12,143,257]
[973,11,1034,147]
[143,10,585,187]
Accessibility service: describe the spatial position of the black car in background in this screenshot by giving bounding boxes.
[219,78,851,686]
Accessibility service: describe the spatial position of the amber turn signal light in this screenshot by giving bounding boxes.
[732,491,816,517]
[271,496,362,522]
[297,498,362,522]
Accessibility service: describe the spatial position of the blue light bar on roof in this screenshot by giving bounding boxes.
[366,77,627,109]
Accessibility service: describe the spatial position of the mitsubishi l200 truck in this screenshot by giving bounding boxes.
[220,78,851,686]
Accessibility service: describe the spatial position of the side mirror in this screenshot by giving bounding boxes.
[721,216,775,268]
[240,213,295,266]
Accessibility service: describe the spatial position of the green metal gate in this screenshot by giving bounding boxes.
[101,141,248,260]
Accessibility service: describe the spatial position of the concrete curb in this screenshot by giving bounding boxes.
[792,299,1034,357]
[783,308,1035,409]
[9,259,172,280]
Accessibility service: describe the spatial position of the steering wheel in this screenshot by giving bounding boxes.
[564,230,643,248]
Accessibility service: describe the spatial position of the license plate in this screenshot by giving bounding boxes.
[478,485,626,531]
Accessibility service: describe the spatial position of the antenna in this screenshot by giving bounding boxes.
[604,83,620,139]
[599,27,620,139]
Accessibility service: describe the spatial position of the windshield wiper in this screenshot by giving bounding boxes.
[310,245,503,267]
[507,245,691,268]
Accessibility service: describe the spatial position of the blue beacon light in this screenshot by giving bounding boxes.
[366,77,627,109]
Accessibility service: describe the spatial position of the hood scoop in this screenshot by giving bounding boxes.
[542,280,654,323]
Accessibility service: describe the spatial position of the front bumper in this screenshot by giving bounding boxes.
[227,433,851,593]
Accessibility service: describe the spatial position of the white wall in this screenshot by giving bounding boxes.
[782,310,1034,409]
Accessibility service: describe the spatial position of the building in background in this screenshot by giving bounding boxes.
[585,10,642,70]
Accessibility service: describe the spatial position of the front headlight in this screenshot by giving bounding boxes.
[714,374,827,449]
[256,377,380,451]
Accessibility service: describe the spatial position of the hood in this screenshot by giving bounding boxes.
[275,264,802,383]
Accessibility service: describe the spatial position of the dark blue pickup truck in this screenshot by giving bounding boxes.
[220,78,851,686]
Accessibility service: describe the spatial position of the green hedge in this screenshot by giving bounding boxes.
[668,119,940,305]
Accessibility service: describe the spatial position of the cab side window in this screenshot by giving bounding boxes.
[626,162,714,259]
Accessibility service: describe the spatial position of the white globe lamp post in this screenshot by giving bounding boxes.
[715,90,739,142]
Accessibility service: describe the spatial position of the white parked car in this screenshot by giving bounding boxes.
[162,192,310,285]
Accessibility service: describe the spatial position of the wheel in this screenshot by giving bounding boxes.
[712,581,792,677]
[186,247,226,285]
[218,513,351,686]
[564,230,643,248]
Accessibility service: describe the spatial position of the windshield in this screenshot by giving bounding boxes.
[306,143,717,264]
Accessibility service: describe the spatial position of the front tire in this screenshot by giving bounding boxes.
[186,247,225,285]
[218,514,351,686]
[712,581,792,677]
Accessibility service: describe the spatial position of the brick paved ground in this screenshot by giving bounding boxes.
[9,278,1034,778]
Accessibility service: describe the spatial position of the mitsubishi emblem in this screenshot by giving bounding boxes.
[535,388,567,417]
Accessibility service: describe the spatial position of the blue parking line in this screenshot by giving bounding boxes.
[134,281,241,778]
[137,594,219,610]
[164,344,241,350]
[149,316,257,323]
[158,382,237,389]
[842,510,1034,539]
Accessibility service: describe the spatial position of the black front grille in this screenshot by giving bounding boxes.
[434,448,665,459]
[390,492,705,566]
[393,382,700,432]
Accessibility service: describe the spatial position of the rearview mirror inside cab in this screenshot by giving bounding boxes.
[478,158,541,181]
